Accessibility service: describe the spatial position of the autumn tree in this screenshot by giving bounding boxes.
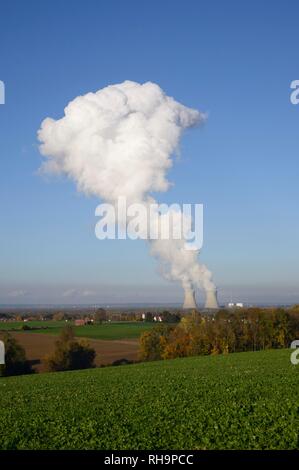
[53,312,66,321]
[161,326,192,359]
[273,308,290,348]
[139,325,173,361]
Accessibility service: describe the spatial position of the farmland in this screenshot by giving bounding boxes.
[0,321,153,370]
[0,349,298,450]
[0,321,155,340]
[8,333,140,371]
[0,321,155,370]
[0,320,66,330]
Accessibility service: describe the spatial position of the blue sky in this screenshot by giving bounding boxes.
[0,0,298,305]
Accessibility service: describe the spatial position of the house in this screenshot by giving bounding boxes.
[228,302,244,308]
[153,315,163,322]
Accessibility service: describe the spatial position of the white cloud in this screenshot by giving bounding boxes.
[62,288,78,298]
[8,289,29,298]
[38,80,215,301]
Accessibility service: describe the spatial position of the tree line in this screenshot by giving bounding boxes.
[2,306,299,376]
[139,307,299,361]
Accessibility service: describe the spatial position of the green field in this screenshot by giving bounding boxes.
[0,320,66,330]
[0,321,155,340]
[0,349,298,450]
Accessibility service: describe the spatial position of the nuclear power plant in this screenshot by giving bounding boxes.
[38,81,218,314]
[182,288,198,309]
[183,287,219,310]
[204,289,219,309]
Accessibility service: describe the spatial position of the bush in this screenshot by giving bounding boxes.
[0,333,34,377]
[44,326,96,372]
[160,311,181,323]
[112,358,134,366]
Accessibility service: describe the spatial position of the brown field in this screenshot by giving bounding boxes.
[10,332,140,372]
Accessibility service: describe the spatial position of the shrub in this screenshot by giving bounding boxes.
[44,326,96,372]
[112,358,134,366]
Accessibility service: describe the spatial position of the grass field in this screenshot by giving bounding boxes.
[0,320,67,330]
[0,349,298,450]
[0,321,155,340]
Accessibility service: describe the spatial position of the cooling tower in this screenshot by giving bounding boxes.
[183,288,198,309]
[204,289,219,309]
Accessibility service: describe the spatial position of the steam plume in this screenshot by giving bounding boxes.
[38,81,216,306]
